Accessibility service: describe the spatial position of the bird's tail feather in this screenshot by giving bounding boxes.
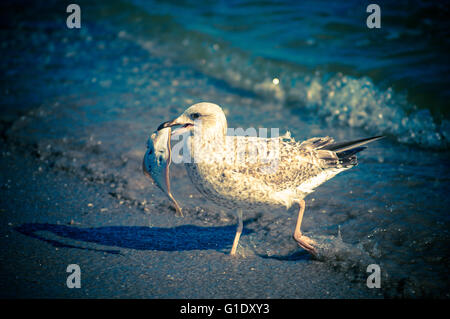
[336,146,367,166]
[323,135,384,153]
[307,135,383,168]
[336,146,367,158]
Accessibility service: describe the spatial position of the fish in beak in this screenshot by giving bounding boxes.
[143,126,183,217]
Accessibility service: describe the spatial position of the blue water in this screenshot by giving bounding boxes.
[127,0,450,149]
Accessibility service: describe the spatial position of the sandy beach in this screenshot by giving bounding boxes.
[1,144,383,298]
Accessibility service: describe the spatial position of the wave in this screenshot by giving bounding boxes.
[118,23,449,149]
[76,0,448,149]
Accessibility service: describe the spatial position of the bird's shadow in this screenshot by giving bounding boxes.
[15,222,254,255]
[257,250,311,261]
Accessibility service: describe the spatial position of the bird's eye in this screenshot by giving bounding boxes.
[191,113,200,120]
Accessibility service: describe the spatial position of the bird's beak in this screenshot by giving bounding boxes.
[157,119,177,131]
[157,114,194,137]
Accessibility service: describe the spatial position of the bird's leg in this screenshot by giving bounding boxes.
[230,209,243,256]
[293,199,317,255]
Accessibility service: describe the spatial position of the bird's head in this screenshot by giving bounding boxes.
[158,102,227,139]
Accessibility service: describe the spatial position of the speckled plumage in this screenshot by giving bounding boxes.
[184,133,352,211]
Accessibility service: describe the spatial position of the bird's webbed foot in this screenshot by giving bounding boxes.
[293,233,318,256]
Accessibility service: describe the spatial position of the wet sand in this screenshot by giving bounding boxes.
[0,146,381,298]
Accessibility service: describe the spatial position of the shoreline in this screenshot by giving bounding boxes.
[0,143,382,298]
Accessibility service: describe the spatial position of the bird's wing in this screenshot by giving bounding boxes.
[220,135,343,190]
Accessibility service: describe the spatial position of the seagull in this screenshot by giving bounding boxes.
[158,102,383,256]
[143,127,183,217]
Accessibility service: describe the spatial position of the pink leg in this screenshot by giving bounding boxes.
[230,209,243,256]
[293,199,317,255]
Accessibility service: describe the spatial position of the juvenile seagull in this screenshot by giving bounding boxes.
[159,102,382,256]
